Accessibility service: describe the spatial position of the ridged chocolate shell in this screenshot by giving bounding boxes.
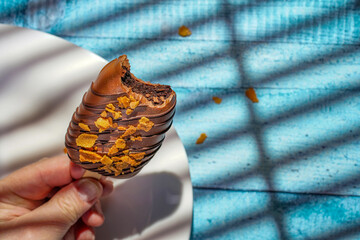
[65,55,176,178]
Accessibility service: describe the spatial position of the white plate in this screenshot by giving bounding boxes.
[0,24,193,240]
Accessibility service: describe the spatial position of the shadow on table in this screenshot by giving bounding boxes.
[188,1,360,239]
[96,172,182,239]
[0,147,63,179]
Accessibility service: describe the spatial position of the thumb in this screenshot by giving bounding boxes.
[23,178,103,236]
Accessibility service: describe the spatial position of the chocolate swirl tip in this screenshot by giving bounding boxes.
[65,55,176,178]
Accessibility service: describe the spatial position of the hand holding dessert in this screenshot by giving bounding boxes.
[0,155,114,240]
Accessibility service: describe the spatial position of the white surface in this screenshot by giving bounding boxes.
[0,24,193,240]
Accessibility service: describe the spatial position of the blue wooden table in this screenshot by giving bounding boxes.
[2,0,360,239]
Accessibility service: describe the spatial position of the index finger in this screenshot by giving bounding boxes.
[0,155,85,201]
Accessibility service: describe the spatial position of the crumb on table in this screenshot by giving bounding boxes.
[196,133,207,144]
[212,96,222,104]
[178,25,192,37]
[245,87,259,103]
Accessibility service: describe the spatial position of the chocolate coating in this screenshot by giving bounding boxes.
[65,55,176,178]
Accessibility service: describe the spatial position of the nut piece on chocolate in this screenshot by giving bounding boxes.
[65,55,176,178]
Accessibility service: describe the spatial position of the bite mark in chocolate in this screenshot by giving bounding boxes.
[122,71,172,105]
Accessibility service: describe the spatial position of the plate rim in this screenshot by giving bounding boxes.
[0,23,193,240]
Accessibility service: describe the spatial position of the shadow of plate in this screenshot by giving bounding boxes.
[97,172,182,240]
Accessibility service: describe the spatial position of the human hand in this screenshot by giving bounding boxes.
[0,155,114,240]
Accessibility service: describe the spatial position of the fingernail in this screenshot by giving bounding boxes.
[78,229,95,240]
[71,162,86,179]
[76,179,102,202]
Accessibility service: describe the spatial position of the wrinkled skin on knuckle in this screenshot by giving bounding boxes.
[55,193,82,225]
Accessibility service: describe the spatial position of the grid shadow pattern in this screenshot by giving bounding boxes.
[1,0,360,239]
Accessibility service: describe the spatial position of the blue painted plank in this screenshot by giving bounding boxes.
[61,37,360,90]
[3,0,360,45]
[192,188,360,240]
[5,2,360,91]
[173,88,360,195]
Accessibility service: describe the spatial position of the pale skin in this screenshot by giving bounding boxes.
[0,155,114,240]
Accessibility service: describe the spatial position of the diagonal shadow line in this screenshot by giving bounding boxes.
[57,0,165,36]
[222,0,360,102]
[190,92,360,192]
[253,44,360,88]
[224,2,288,239]
[248,106,288,240]
[0,44,76,91]
[152,3,359,86]
[254,4,357,44]
[184,84,360,196]
[149,51,230,85]
[0,1,27,19]
[173,42,360,128]
[0,78,89,137]
[186,44,360,239]
[191,196,283,239]
[0,146,63,177]
[197,126,360,199]
[192,122,360,195]
[2,0,273,45]
[188,12,360,237]
[77,0,273,59]
[0,0,60,23]
[59,0,269,39]
[99,0,356,62]
[3,0,354,76]
[226,8,288,240]
[193,173,360,239]
[174,87,238,114]
[195,163,360,198]
[312,223,360,240]
[186,82,360,158]
[159,11,360,122]
[180,86,360,173]
[117,1,291,84]
[109,1,360,238]
[151,39,360,92]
